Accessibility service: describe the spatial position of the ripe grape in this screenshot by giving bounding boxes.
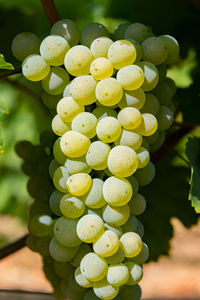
[54,217,81,247]
[52,115,71,136]
[93,278,119,300]
[12,32,40,61]
[60,194,85,218]
[115,129,143,151]
[70,76,97,105]
[117,65,144,90]
[90,37,113,58]
[57,96,84,123]
[107,263,129,287]
[125,23,153,43]
[96,117,122,143]
[22,55,50,81]
[42,67,69,95]
[120,232,142,257]
[118,107,142,130]
[71,112,97,138]
[49,238,79,262]
[129,193,146,216]
[86,141,110,170]
[65,156,91,175]
[82,178,106,209]
[137,61,159,91]
[81,22,109,47]
[77,214,104,243]
[108,40,136,69]
[90,57,113,80]
[102,204,130,226]
[96,78,123,106]
[142,37,168,65]
[118,88,145,110]
[66,173,92,196]
[80,252,108,281]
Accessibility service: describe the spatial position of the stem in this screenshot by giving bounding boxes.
[40,0,60,26]
[172,150,191,167]
[0,234,28,260]
[0,68,21,79]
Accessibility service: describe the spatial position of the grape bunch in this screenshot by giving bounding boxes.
[12,19,179,300]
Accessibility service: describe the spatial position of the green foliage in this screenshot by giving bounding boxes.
[0,54,14,70]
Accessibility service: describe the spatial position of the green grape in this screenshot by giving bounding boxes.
[103,176,132,206]
[52,114,71,136]
[136,220,144,238]
[141,137,150,151]
[53,166,69,193]
[128,176,139,196]
[40,35,70,66]
[86,141,110,170]
[54,216,81,247]
[90,37,113,58]
[65,156,91,175]
[135,161,156,186]
[83,290,100,300]
[136,147,150,168]
[160,35,180,64]
[122,214,138,232]
[50,19,80,47]
[90,57,113,80]
[82,178,106,209]
[107,263,129,287]
[26,235,38,253]
[120,232,142,257]
[145,130,159,144]
[60,130,91,158]
[115,129,143,151]
[104,224,123,239]
[119,284,141,300]
[29,214,52,237]
[80,252,108,281]
[29,202,51,219]
[117,65,144,91]
[63,82,72,97]
[77,214,104,243]
[134,113,158,136]
[11,32,40,61]
[140,93,160,115]
[85,207,103,218]
[113,23,130,40]
[42,67,69,95]
[75,267,92,288]
[49,159,61,179]
[105,247,125,264]
[157,63,167,82]
[54,261,73,279]
[71,112,97,138]
[15,140,33,159]
[41,91,61,109]
[137,61,159,91]
[81,22,109,47]
[22,55,50,81]
[102,204,130,226]
[93,230,119,257]
[64,45,93,76]
[35,236,51,257]
[118,88,145,110]
[165,77,177,96]
[96,117,122,143]
[125,262,143,285]
[57,96,84,123]
[92,107,117,120]
[108,145,138,178]
[152,79,175,105]
[150,131,166,152]
[128,242,149,264]
[157,105,174,131]
[49,238,79,262]
[93,278,119,300]
[60,194,85,218]
[127,39,142,63]
[129,193,146,216]
[96,78,123,106]
[125,23,153,44]
[49,190,64,216]
[66,173,92,196]
[70,76,97,105]
[70,243,91,267]
[118,107,142,130]
[108,40,136,69]
[142,37,168,65]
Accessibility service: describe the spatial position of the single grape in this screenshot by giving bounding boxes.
[65,156,91,175]
[57,96,84,123]
[136,146,150,168]
[93,230,119,257]
[22,55,50,81]
[117,65,144,90]
[90,57,113,80]
[86,141,110,170]
[125,23,153,44]
[118,107,142,130]
[102,204,130,226]
[152,79,175,105]
[75,267,92,288]
[122,214,138,232]
[49,238,79,262]
[82,178,106,209]
[93,278,119,300]
[77,214,104,243]
[49,159,61,179]
[107,263,129,287]
[81,22,109,47]
[118,88,145,110]
[125,262,143,285]
[142,37,168,65]
[120,232,142,257]
[80,252,108,281]
[52,115,71,136]
[157,105,174,131]
[70,243,91,267]
[115,129,143,151]
[90,37,113,58]
[160,35,180,64]
[60,194,85,218]
[127,39,143,63]
[96,117,122,143]
[53,166,69,193]
[71,112,97,138]
[53,138,67,165]
[108,40,136,69]
[96,78,123,106]
[128,242,149,264]
[29,214,52,237]
[135,161,156,186]
[63,82,72,97]
[42,67,69,95]
[12,32,40,61]
[134,113,158,136]
[66,173,92,196]
[113,23,130,40]
[140,93,160,115]
[49,190,64,216]
[70,76,97,105]
[137,61,159,91]
[129,193,146,216]
[150,131,166,152]
[105,247,125,264]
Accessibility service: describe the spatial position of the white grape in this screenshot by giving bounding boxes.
[22,55,50,81]
[90,57,113,80]
[57,96,84,123]
[77,214,104,243]
[117,65,144,90]
[12,32,40,61]
[42,66,69,95]
[142,37,168,65]
[96,117,122,143]
[120,232,142,257]
[96,78,123,106]
[67,173,92,196]
[102,204,130,226]
[107,264,129,287]
[118,88,145,110]
[118,107,142,130]
[90,37,113,58]
[108,40,136,69]
[80,252,108,281]
[81,22,109,47]
[70,76,97,105]
[137,61,159,91]
[86,141,110,170]
[72,112,97,138]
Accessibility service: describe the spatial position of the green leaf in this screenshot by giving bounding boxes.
[0,54,14,70]
[0,125,4,154]
[185,137,200,213]
[0,102,9,121]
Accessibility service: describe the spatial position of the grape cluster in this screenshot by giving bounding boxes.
[12,19,179,300]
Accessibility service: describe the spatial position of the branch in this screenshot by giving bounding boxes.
[0,234,28,260]
[40,0,60,26]
[0,68,21,79]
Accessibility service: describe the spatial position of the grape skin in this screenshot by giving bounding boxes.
[12,32,40,61]
[22,55,50,81]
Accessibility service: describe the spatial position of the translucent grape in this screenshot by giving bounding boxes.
[145,130,159,144]
[135,161,156,186]
[49,159,61,178]
[49,238,79,262]
[90,37,113,58]
[54,216,81,247]
[127,39,143,63]
[93,230,119,257]
[104,224,123,239]
[113,23,130,40]
[125,23,153,44]
[11,32,40,61]
[160,35,180,64]
[107,263,129,287]
[65,156,91,175]
[103,176,132,206]
[52,115,71,136]
[71,112,97,138]
[92,107,118,120]
[64,45,93,76]
[137,61,159,91]
[105,247,125,264]
[93,278,119,300]
[118,88,145,110]
[122,214,138,232]
[53,138,66,165]
[42,67,69,95]
[57,97,84,123]
[40,35,70,66]
[115,129,142,151]
[141,137,150,151]
[96,117,122,143]
[41,92,61,109]
[128,176,139,196]
[53,166,69,193]
[49,191,64,216]
[129,193,146,215]
[125,262,143,285]
[60,194,85,218]
[60,131,91,158]
[129,242,149,264]
[82,178,106,209]
[67,173,92,196]
[86,141,110,170]
[70,76,97,105]
[142,37,168,65]
[102,204,130,226]
[108,40,136,69]
[50,19,80,47]
[63,82,72,97]
[157,105,174,131]
[70,243,91,267]
[81,22,109,47]
[152,79,174,105]
[120,232,142,257]
[157,63,167,82]
[90,57,113,80]
[150,131,166,152]
[80,252,108,281]
[134,113,158,136]
[29,214,52,237]
[75,267,92,288]
[136,147,150,168]
[117,65,144,90]
[119,284,141,300]
[77,214,104,243]
[118,107,142,130]
[140,93,160,115]
[108,146,138,178]
[96,78,123,106]
[22,55,50,81]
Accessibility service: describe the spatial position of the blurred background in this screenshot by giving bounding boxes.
[0,0,200,298]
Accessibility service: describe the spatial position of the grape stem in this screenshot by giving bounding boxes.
[0,68,22,79]
[0,234,28,261]
[40,0,60,26]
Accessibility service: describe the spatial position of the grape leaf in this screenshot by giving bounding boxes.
[0,54,14,70]
[185,137,200,213]
[0,102,9,121]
